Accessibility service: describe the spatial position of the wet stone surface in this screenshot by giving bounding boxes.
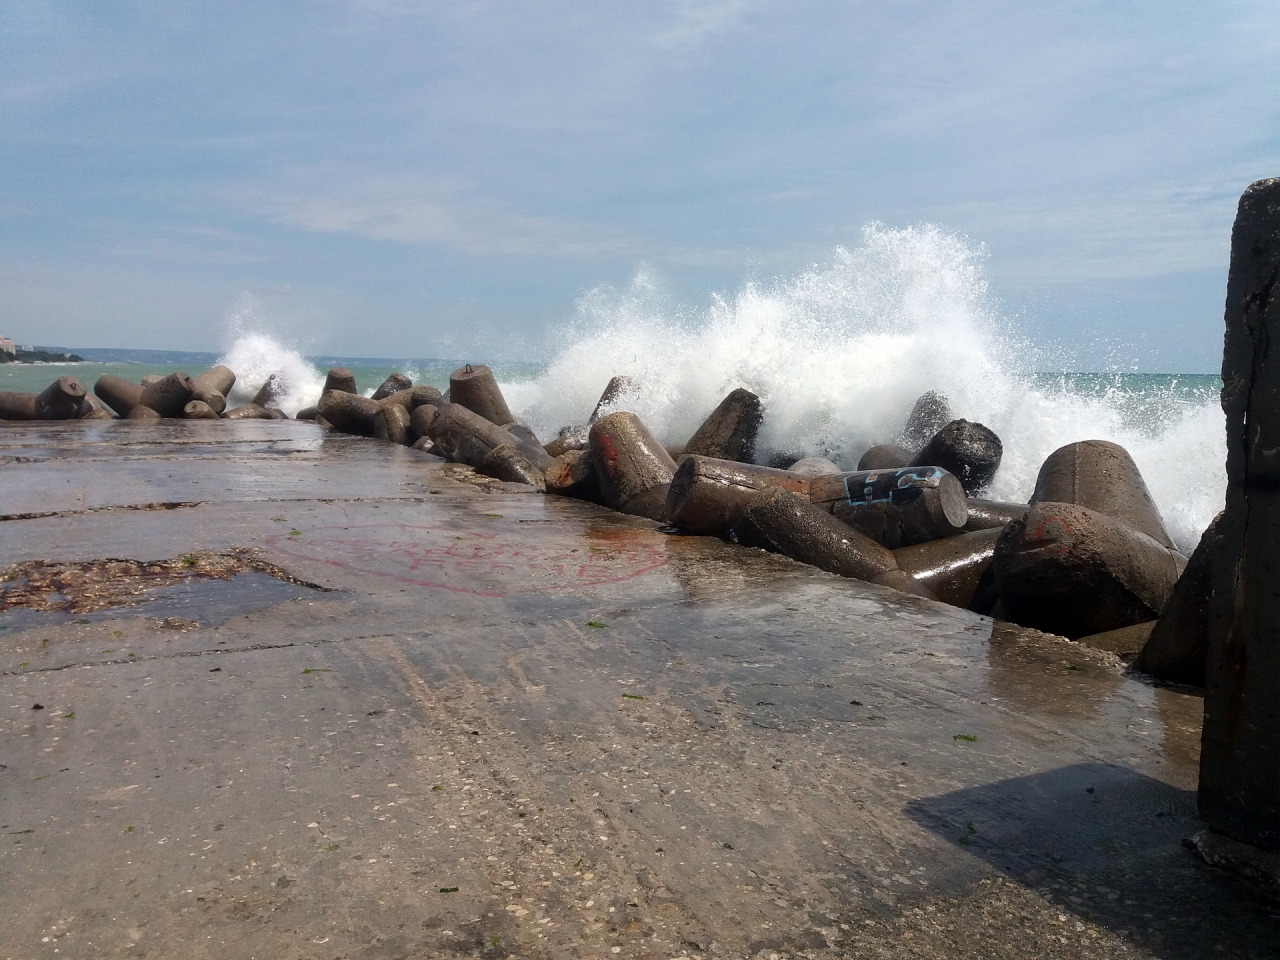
[0,420,1276,959]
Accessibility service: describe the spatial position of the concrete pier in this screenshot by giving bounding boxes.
[0,421,1275,959]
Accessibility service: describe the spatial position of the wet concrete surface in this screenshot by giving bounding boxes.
[0,420,1275,959]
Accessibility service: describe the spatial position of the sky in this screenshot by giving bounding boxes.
[1,1,1278,370]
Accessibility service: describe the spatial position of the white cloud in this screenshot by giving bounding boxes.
[239,174,640,258]
[929,174,1254,283]
[653,0,756,48]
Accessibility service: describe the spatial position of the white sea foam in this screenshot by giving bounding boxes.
[218,331,325,416]
[507,224,1224,554]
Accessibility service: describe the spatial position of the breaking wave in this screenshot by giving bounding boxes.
[508,225,1224,553]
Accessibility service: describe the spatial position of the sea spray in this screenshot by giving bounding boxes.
[218,332,326,416]
[504,225,1224,553]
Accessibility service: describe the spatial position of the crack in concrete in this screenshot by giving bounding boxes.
[1,632,400,676]
[0,495,481,523]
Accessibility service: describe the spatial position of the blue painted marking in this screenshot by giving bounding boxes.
[843,467,944,506]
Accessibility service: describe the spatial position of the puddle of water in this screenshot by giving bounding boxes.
[0,572,315,634]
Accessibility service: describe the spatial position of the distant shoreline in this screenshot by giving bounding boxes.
[0,349,84,364]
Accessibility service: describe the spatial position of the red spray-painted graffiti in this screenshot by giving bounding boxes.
[1031,515,1074,555]
[267,523,669,597]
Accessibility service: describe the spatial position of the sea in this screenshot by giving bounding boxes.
[0,225,1225,556]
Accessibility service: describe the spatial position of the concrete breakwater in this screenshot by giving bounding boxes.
[2,415,1271,959]
[0,358,1210,684]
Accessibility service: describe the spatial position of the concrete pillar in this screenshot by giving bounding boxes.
[1201,176,1280,850]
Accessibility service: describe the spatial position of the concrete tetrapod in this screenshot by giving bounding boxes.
[1202,177,1280,851]
[318,391,381,437]
[427,403,552,470]
[545,449,603,503]
[1075,622,1157,660]
[858,444,912,471]
[900,391,953,452]
[1031,440,1175,548]
[140,373,196,418]
[223,403,270,420]
[1133,511,1222,687]
[36,376,87,420]
[665,455,812,537]
[736,488,936,599]
[683,388,763,463]
[449,364,513,426]
[408,403,439,443]
[378,385,442,412]
[588,411,677,521]
[371,373,413,401]
[964,499,1029,532]
[192,389,226,415]
[910,419,1003,496]
[374,402,412,445]
[0,392,39,420]
[323,368,358,395]
[127,405,162,421]
[787,457,842,477]
[94,375,144,417]
[808,467,969,549]
[546,425,591,458]
[477,443,546,488]
[992,501,1186,640]
[893,526,1003,608]
[505,421,543,449]
[589,375,635,423]
[251,374,286,408]
[544,435,581,459]
[79,392,115,420]
[192,364,236,399]
[182,400,222,421]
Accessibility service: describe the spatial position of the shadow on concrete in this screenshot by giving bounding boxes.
[906,763,1280,959]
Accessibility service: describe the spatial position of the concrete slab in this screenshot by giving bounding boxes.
[1,421,1276,959]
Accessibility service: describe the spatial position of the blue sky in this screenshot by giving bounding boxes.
[1,0,1277,369]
